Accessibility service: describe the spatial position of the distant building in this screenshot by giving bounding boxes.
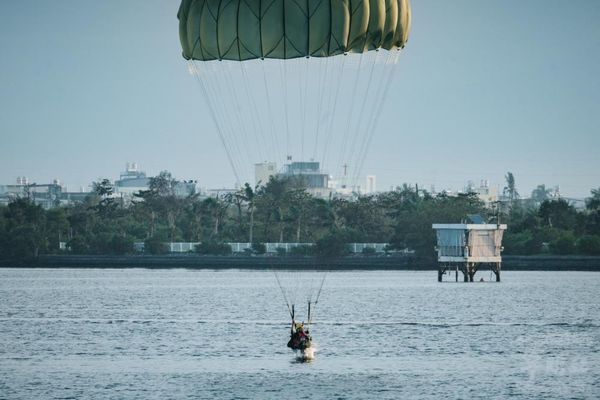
[175,180,198,197]
[255,162,277,186]
[254,160,334,198]
[475,180,497,205]
[0,178,63,209]
[207,188,237,198]
[463,179,498,205]
[279,161,333,199]
[564,197,587,210]
[59,189,91,204]
[328,177,354,197]
[366,175,377,194]
[114,163,198,200]
[281,161,328,187]
[114,163,150,196]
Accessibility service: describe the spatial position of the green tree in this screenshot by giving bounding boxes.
[67,236,90,254]
[144,235,169,255]
[91,178,118,218]
[109,234,135,255]
[585,188,600,236]
[183,195,205,242]
[134,171,182,242]
[0,206,7,258]
[288,189,312,242]
[2,198,48,258]
[238,183,260,243]
[549,231,576,255]
[531,184,551,203]
[315,229,354,257]
[586,188,600,211]
[503,172,519,203]
[577,235,600,255]
[503,230,542,255]
[539,199,579,231]
[255,176,291,242]
[390,189,485,259]
[45,208,69,252]
[196,240,232,255]
[202,197,229,239]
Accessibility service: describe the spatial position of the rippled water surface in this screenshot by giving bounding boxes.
[1,269,599,399]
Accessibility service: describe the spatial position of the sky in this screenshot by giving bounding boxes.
[0,0,599,198]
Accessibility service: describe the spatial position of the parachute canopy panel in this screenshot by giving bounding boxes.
[178,0,412,61]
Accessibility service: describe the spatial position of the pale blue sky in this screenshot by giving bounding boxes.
[0,1,599,197]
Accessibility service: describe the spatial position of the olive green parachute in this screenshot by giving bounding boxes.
[178,0,411,61]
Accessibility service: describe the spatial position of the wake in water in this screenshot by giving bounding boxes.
[295,345,316,362]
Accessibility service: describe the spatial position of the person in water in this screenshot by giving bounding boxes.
[287,321,312,350]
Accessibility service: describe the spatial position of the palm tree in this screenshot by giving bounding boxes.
[531,184,551,204]
[503,172,519,203]
[203,197,229,238]
[237,183,260,243]
[185,195,204,242]
[288,189,311,242]
[257,176,290,242]
[134,171,179,239]
[586,188,600,211]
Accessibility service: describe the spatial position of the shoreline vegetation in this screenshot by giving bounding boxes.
[2,254,600,271]
[1,171,600,264]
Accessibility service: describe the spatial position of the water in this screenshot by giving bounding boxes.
[1,269,598,399]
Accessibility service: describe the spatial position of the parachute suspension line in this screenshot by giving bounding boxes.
[350,51,393,186]
[222,61,257,175]
[336,53,365,187]
[317,58,333,167]
[292,269,303,310]
[261,60,280,164]
[300,56,310,161]
[240,62,269,164]
[279,60,291,160]
[188,61,242,185]
[202,62,246,183]
[273,269,294,319]
[320,54,347,171]
[308,272,327,326]
[292,59,301,160]
[354,50,402,185]
[314,271,327,305]
[312,56,330,158]
[212,63,249,182]
[221,63,251,169]
[349,49,392,187]
[344,50,381,189]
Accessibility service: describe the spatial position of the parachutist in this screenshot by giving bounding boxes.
[286,301,316,360]
[287,320,312,352]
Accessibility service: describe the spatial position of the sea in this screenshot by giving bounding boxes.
[1,269,598,399]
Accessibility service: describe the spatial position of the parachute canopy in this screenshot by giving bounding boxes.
[178,0,412,61]
[178,0,412,188]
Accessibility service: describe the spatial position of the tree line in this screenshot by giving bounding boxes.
[1,171,599,259]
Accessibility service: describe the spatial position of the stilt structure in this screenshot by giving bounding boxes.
[433,218,506,283]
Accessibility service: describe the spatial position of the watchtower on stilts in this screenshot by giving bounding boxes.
[432,218,506,282]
